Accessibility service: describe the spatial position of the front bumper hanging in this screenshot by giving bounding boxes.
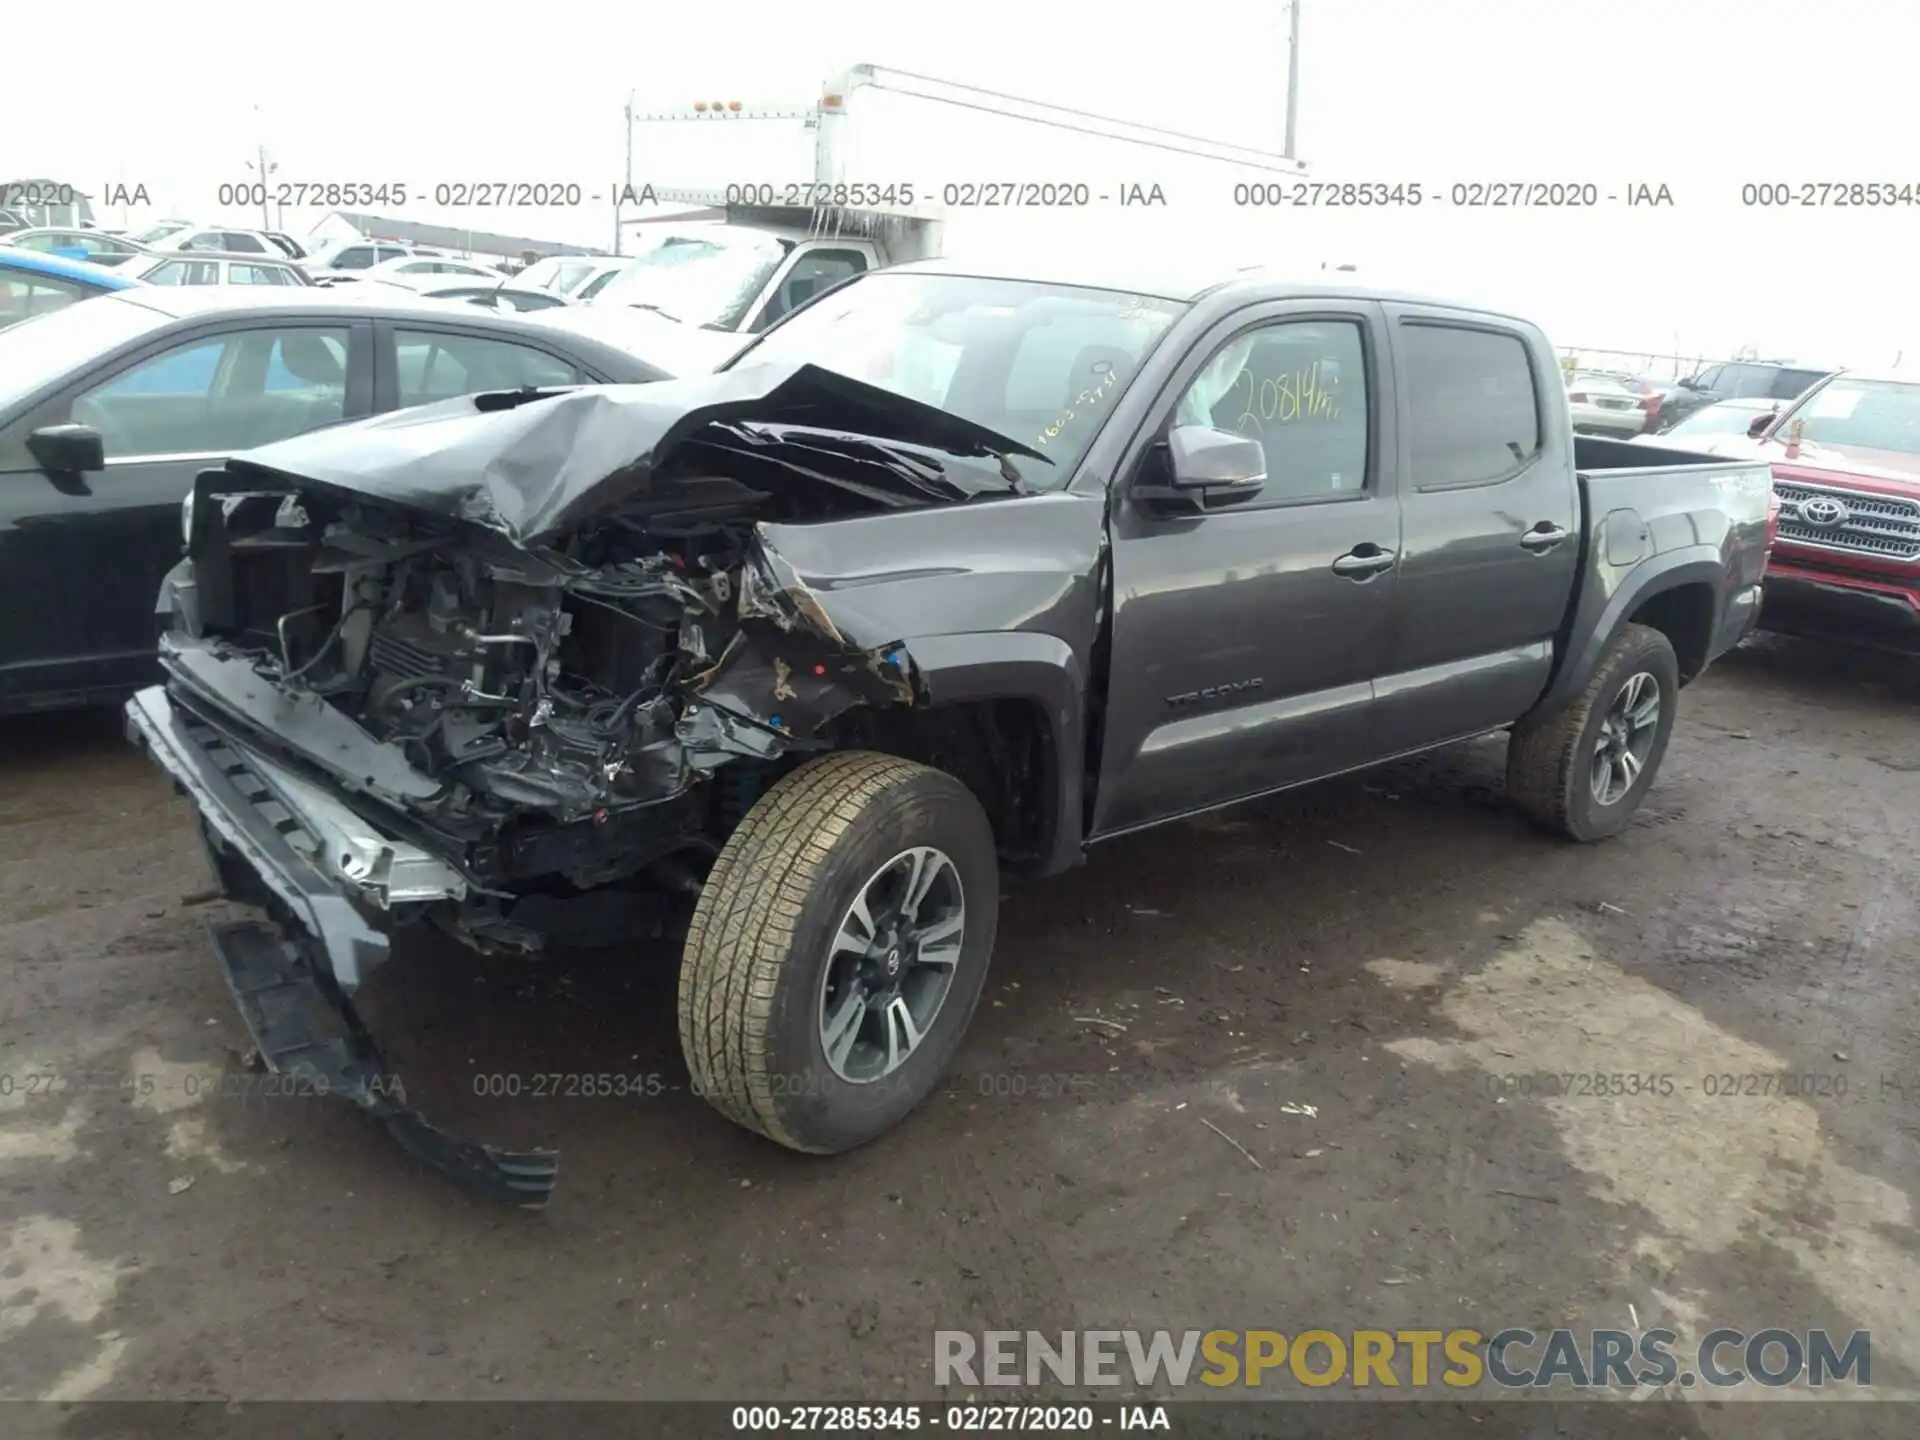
[126,685,560,1208]
[211,918,558,1208]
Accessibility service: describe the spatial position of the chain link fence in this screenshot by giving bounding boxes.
[1556,346,1756,383]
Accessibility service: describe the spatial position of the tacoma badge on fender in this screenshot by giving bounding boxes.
[1166,678,1265,708]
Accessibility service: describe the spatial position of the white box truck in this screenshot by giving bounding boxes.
[591,64,1308,371]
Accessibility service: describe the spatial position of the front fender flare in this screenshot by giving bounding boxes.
[900,630,1087,876]
[1532,545,1728,717]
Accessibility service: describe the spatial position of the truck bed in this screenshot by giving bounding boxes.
[1542,435,1775,705]
[1571,433,1753,473]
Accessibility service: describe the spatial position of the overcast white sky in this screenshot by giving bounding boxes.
[22,0,1915,365]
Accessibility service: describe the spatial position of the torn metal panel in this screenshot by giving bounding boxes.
[218,359,1046,547]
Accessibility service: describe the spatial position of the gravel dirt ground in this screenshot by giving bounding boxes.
[2,633,1916,1435]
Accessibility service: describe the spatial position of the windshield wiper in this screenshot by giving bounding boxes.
[622,301,681,322]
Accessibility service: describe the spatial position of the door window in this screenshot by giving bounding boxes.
[144,261,220,285]
[66,326,351,457]
[331,246,377,269]
[230,264,286,285]
[757,249,868,328]
[576,268,618,300]
[0,272,92,327]
[1169,318,1370,503]
[1401,322,1542,489]
[394,329,581,405]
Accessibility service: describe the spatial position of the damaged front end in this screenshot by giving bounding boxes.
[128,361,1043,1205]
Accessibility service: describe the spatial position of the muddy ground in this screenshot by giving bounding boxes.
[2,634,1916,1434]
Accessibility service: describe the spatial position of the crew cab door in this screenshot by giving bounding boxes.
[1370,308,1578,751]
[1090,300,1400,836]
[0,318,372,710]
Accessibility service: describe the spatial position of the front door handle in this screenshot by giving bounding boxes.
[1520,523,1570,552]
[1331,545,1397,579]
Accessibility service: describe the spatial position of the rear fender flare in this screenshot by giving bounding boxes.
[1533,547,1726,717]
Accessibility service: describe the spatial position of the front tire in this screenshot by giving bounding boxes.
[1507,623,1679,842]
[678,751,999,1153]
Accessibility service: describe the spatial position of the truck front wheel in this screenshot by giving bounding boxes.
[678,751,999,1153]
[1506,623,1680,842]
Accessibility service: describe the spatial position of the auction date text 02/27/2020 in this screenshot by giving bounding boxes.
[196,178,1678,211]
[38,177,1920,217]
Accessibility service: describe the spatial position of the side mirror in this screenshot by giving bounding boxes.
[1678,376,1699,391]
[1135,425,1268,514]
[1747,412,1775,438]
[28,423,105,476]
[1169,425,1267,491]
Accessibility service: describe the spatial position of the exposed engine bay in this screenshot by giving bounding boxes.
[161,366,1046,942]
[248,480,916,819]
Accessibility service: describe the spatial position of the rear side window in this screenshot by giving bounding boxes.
[394,328,582,405]
[1402,322,1542,489]
[145,261,220,285]
[1770,368,1826,400]
[0,272,91,328]
[332,247,376,269]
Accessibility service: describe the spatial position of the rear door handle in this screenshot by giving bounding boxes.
[1331,545,1397,579]
[1520,524,1570,552]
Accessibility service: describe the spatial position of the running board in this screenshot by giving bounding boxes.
[209,919,560,1209]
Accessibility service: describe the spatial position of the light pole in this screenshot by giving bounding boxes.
[1284,1,1301,160]
[247,147,277,234]
[616,90,635,255]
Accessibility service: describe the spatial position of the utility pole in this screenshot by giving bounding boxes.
[246,145,279,233]
[616,90,635,255]
[1284,2,1301,159]
[245,103,279,233]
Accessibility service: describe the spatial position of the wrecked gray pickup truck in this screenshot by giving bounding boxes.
[126,262,1774,1206]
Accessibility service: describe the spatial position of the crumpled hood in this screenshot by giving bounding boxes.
[219,358,1048,546]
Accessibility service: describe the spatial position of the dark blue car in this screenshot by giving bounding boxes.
[0,245,146,332]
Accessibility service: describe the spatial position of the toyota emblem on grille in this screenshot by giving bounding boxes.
[1797,496,1850,526]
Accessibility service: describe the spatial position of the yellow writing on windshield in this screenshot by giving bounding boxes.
[1036,365,1119,448]
[1231,361,1341,432]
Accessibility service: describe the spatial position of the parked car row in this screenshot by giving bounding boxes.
[1563,356,1841,443]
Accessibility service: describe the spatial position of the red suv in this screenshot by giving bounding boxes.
[1748,370,1920,651]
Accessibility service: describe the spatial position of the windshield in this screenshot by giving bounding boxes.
[0,293,169,411]
[1776,377,1920,458]
[731,271,1187,488]
[593,231,789,329]
[128,222,188,244]
[1671,403,1768,437]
